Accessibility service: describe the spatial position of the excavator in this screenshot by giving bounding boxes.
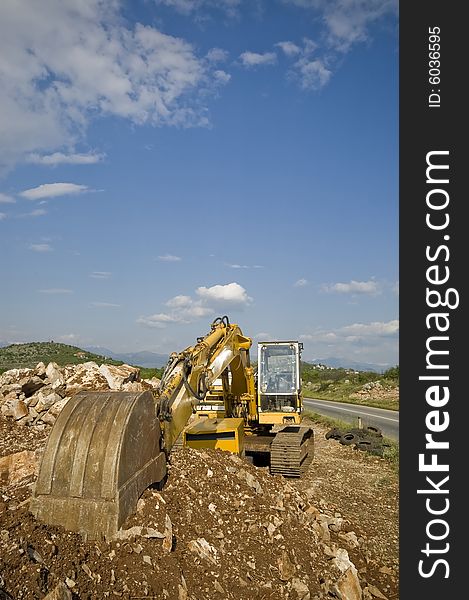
[30,316,314,540]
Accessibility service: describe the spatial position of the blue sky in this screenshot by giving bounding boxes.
[0,0,398,368]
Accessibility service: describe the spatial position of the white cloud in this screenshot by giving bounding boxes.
[213,70,231,84]
[0,1,226,171]
[283,1,397,52]
[239,51,277,68]
[0,212,6,221]
[299,318,398,364]
[90,271,112,279]
[38,288,73,294]
[276,41,301,56]
[26,151,105,166]
[294,56,331,89]
[196,282,252,305]
[90,302,120,308]
[165,295,193,308]
[20,183,89,200]
[294,278,308,287]
[0,193,15,204]
[138,282,251,329]
[29,243,52,252]
[19,208,47,218]
[157,254,182,262]
[322,279,381,295]
[155,0,242,18]
[341,320,399,337]
[226,263,263,269]
[206,48,230,63]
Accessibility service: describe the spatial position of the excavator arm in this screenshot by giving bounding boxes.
[30,316,254,540]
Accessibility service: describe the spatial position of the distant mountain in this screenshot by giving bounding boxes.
[84,347,169,368]
[304,356,393,373]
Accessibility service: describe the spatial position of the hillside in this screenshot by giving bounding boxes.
[0,341,124,371]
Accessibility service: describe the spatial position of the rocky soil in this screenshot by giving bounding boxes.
[0,364,398,600]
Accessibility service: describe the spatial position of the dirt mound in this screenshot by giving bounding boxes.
[0,414,398,600]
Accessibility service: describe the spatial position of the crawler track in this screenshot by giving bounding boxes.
[270,425,314,477]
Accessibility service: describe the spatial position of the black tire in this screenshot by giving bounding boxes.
[340,433,360,446]
[366,425,382,436]
[325,427,343,440]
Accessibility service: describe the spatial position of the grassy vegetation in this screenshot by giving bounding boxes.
[139,367,164,380]
[0,341,124,372]
[303,409,399,471]
[301,363,399,411]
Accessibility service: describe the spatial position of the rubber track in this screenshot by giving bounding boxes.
[270,426,314,478]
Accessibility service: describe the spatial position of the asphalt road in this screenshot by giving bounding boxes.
[303,397,399,441]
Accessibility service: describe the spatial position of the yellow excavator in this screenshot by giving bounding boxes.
[30,316,314,540]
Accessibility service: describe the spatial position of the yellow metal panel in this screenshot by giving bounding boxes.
[258,412,301,425]
[183,417,244,455]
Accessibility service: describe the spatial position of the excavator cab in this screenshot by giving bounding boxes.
[257,341,303,425]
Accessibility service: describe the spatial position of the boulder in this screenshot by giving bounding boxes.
[1,398,29,420]
[65,362,109,392]
[98,364,140,390]
[0,449,40,486]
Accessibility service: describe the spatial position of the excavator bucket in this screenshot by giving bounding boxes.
[30,390,166,540]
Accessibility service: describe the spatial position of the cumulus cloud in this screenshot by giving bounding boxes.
[138,282,251,328]
[213,70,231,84]
[341,320,399,337]
[322,279,381,295]
[0,1,229,171]
[206,48,230,63]
[29,243,52,252]
[239,51,277,68]
[157,254,182,262]
[283,0,397,52]
[196,282,252,305]
[294,278,308,287]
[276,41,301,56]
[20,183,89,200]
[0,193,15,204]
[0,212,6,221]
[26,151,105,166]
[90,271,112,279]
[300,319,398,364]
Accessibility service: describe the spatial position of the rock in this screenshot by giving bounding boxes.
[43,582,72,600]
[1,398,29,420]
[214,580,225,594]
[332,548,355,573]
[45,363,65,386]
[34,362,47,378]
[46,396,70,417]
[367,584,388,599]
[334,567,362,600]
[162,514,173,553]
[187,538,218,565]
[65,362,109,392]
[178,585,188,600]
[0,450,39,485]
[278,550,296,581]
[35,391,62,413]
[98,364,140,390]
[291,578,311,600]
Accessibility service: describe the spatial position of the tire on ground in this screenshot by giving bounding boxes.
[339,433,360,446]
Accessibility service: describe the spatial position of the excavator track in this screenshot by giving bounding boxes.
[270,425,314,477]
